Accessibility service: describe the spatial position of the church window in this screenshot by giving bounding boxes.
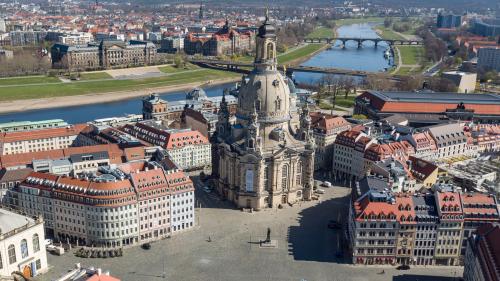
[275,98,281,111]
[255,99,261,111]
[296,161,302,186]
[282,164,289,191]
[267,42,275,59]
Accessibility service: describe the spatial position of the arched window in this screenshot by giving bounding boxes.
[33,234,40,252]
[281,164,289,191]
[267,42,275,59]
[8,244,16,264]
[20,239,28,259]
[296,161,302,186]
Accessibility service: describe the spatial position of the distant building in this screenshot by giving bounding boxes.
[51,40,157,71]
[9,30,46,46]
[0,124,88,155]
[477,47,500,71]
[0,208,48,278]
[160,36,184,53]
[0,48,13,60]
[142,90,237,123]
[442,71,477,93]
[472,18,500,37]
[354,91,500,124]
[58,33,93,45]
[0,19,5,33]
[464,223,500,281]
[0,119,68,133]
[184,20,254,56]
[437,12,463,28]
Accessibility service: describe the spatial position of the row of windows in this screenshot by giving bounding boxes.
[2,234,40,268]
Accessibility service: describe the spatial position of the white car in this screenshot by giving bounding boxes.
[316,189,325,194]
[322,181,332,187]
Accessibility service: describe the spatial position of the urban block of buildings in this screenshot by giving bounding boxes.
[8,160,195,248]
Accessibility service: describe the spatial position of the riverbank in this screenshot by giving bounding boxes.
[279,43,329,66]
[0,76,240,115]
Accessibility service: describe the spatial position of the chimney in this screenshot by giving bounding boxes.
[97,268,102,276]
[406,160,412,170]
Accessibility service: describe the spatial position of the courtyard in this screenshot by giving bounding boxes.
[35,183,463,281]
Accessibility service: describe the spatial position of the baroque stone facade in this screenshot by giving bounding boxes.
[184,20,254,57]
[51,40,157,71]
[212,14,315,210]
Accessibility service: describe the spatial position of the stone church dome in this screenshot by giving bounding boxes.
[237,70,291,123]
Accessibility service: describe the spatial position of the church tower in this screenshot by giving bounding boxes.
[213,11,314,210]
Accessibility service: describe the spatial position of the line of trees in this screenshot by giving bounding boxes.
[0,52,50,77]
[415,25,447,62]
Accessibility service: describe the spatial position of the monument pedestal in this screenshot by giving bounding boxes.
[259,240,278,248]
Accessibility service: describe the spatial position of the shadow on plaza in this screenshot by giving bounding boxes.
[287,192,351,263]
[393,274,460,281]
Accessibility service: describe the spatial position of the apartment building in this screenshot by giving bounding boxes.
[463,223,500,281]
[434,191,464,266]
[121,122,211,171]
[310,112,351,171]
[9,161,195,248]
[0,124,87,155]
[428,123,468,160]
[349,184,500,266]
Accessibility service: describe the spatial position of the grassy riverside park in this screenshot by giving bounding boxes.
[277,43,326,64]
[398,45,425,65]
[0,76,61,85]
[0,69,239,102]
[374,26,406,40]
[333,17,385,27]
[306,27,335,38]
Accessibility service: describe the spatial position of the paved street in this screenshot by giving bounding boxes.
[36,183,462,281]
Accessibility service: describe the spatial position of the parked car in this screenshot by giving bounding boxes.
[316,189,325,194]
[141,243,151,250]
[396,264,410,270]
[322,181,332,187]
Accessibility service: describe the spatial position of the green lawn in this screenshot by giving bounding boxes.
[318,95,356,109]
[395,66,415,75]
[0,69,238,102]
[0,76,61,86]
[333,17,386,27]
[307,27,335,38]
[158,63,199,73]
[278,44,325,64]
[375,26,406,40]
[78,72,112,80]
[398,46,424,65]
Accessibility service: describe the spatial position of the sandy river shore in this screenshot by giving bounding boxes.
[0,77,239,115]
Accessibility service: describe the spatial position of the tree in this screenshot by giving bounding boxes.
[397,75,424,91]
[173,55,184,68]
[384,18,393,28]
